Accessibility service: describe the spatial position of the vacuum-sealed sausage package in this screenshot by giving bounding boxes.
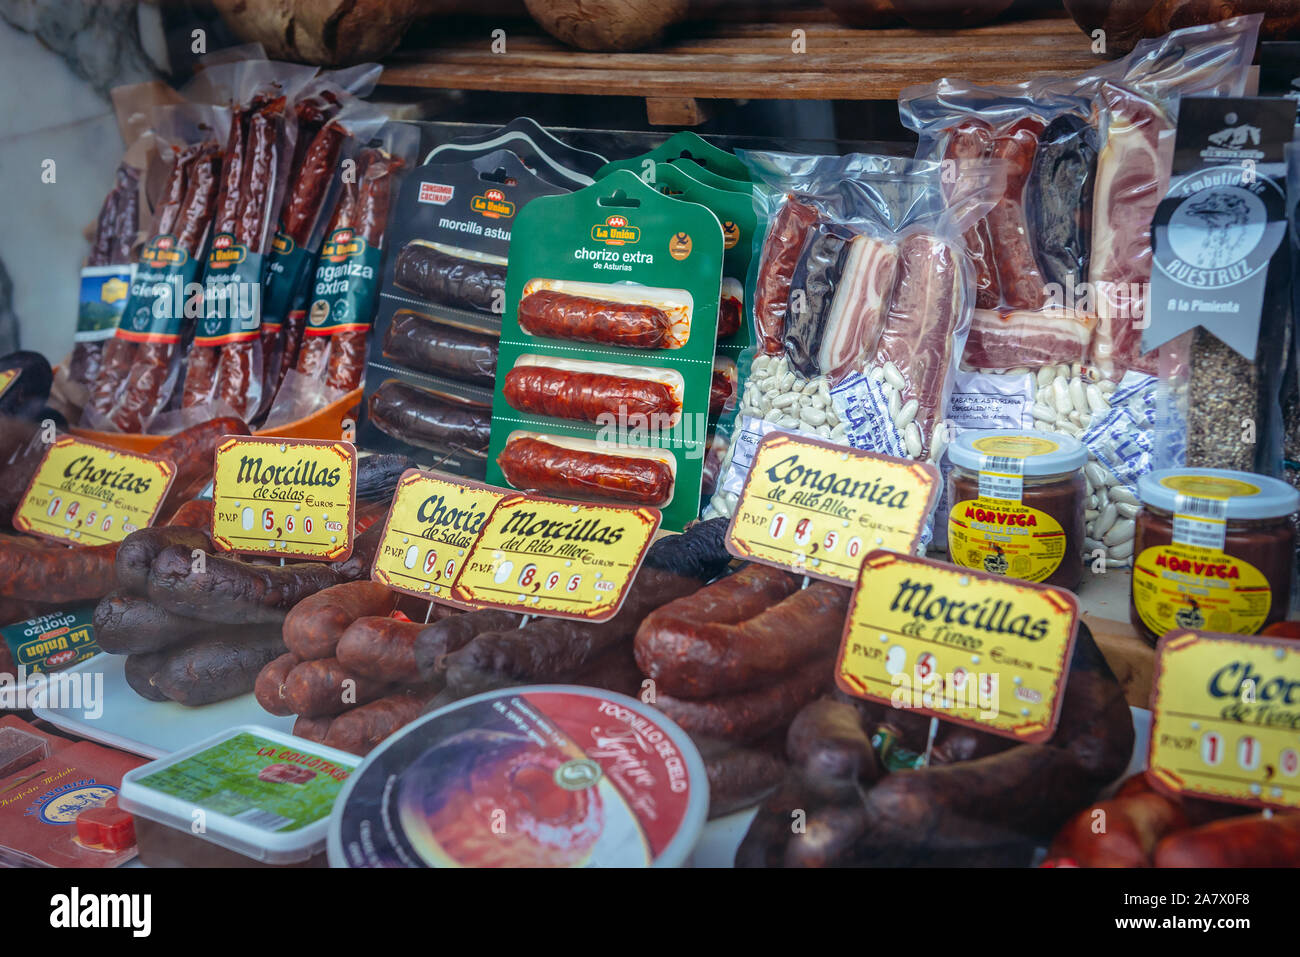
[703,149,1001,523]
[270,122,419,415]
[176,59,317,425]
[484,169,726,530]
[81,103,228,433]
[897,16,1259,566]
[259,79,385,412]
[423,115,608,191]
[346,149,569,475]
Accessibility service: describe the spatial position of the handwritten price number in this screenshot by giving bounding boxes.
[793,518,812,547]
[423,550,440,575]
[769,513,788,541]
[547,571,561,590]
[1198,731,1286,772]
[1283,749,1299,777]
[518,564,537,588]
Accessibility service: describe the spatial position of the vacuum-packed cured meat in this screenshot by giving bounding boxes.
[754,197,819,354]
[382,312,497,385]
[518,290,673,349]
[1026,113,1098,293]
[394,241,507,314]
[367,381,491,455]
[497,436,674,506]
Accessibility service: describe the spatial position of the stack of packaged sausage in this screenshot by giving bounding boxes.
[75,53,416,435]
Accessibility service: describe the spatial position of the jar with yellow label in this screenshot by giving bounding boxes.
[1130,468,1299,646]
[946,430,1087,590]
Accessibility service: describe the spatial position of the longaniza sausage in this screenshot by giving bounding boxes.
[336,615,425,683]
[323,689,434,755]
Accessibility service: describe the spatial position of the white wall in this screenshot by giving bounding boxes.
[0,20,124,361]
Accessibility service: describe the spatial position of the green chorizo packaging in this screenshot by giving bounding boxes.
[597,131,752,185]
[351,150,569,479]
[486,169,725,531]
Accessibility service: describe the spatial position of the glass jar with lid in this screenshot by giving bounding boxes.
[1130,468,1299,645]
[946,430,1087,590]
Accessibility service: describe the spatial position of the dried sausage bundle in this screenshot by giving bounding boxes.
[497,435,675,506]
[736,623,1136,867]
[393,241,508,314]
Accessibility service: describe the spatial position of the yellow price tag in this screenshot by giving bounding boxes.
[0,368,18,401]
[725,433,938,584]
[835,550,1079,743]
[371,470,509,607]
[451,494,661,622]
[1149,630,1300,811]
[211,436,356,560]
[14,436,175,545]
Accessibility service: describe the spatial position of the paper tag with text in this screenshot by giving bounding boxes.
[372,469,510,607]
[451,494,661,622]
[725,433,938,584]
[835,550,1079,743]
[211,436,356,561]
[15,436,175,545]
[1148,629,1300,811]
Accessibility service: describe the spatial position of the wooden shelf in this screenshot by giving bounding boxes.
[381,11,1104,119]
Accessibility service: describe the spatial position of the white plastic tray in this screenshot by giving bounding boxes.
[33,653,297,759]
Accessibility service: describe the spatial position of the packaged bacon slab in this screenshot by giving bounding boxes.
[702,150,999,523]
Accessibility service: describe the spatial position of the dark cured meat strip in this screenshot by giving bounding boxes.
[784,223,852,377]
[393,242,506,313]
[382,312,498,385]
[1026,112,1097,292]
[754,197,819,354]
[367,381,491,455]
[985,115,1048,310]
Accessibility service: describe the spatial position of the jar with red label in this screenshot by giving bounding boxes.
[946,430,1087,590]
[1130,468,1298,646]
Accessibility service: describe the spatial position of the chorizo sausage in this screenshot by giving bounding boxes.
[92,592,218,654]
[653,655,836,744]
[497,436,673,506]
[293,714,333,743]
[635,564,815,698]
[709,368,732,416]
[0,538,118,601]
[336,616,425,684]
[283,657,392,718]
[382,312,497,385]
[1048,791,1188,867]
[282,123,346,246]
[393,241,507,313]
[124,650,171,702]
[154,416,250,514]
[754,197,819,354]
[154,627,287,706]
[1154,813,1300,868]
[503,367,679,423]
[413,609,522,682]
[368,381,491,455]
[162,499,213,531]
[147,544,340,623]
[717,293,742,340]
[323,689,434,755]
[115,526,213,597]
[443,566,705,697]
[255,651,300,717]
[518,290,672,349]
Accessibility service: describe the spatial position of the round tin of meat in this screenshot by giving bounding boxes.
[327,686,709,868]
